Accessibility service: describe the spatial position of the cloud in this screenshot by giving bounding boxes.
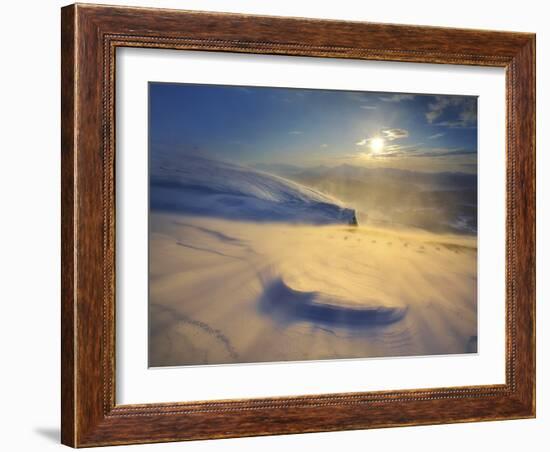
[415,149,477,157]
[459,104,477,123]
[320,143,328,148]
[426,96,456,123]
[354,145,475,161]
[356,150,407,160]
[378,94,416,102]
[384,147,476,158]
[381,128,409,141]
[288,130,302,135]
[436,120,474,128]
[385,144,409,151]
[345,92,372,103]
[426,96,477,127]
[353,142,418,160]
[428,133,445,140]
[356,128,409,148]
[360,104,377,110]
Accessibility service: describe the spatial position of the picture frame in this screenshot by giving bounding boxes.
[61,3,535,447]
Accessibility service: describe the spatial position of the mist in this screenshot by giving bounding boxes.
[254,162,477,235]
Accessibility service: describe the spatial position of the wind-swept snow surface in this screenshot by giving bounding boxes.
[150,154,358,225]
[149,155,477,366]
[149,216,477,366]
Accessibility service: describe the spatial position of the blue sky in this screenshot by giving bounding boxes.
[149,82,478,173]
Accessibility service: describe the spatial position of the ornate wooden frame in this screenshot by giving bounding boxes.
[61,3,535,447]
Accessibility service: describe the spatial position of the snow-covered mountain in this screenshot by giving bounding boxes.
[150,153,358,225]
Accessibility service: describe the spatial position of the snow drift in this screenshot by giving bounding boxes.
[150,154,358,225]
[259,276,408,328]
[149,215,478,366]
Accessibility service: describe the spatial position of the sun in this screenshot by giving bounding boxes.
[370,137,385,153]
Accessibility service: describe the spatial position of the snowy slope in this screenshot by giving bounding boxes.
[150,153,358,225]
[149,214,478,366]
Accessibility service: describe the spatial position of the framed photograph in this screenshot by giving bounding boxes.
[61,3,535,447]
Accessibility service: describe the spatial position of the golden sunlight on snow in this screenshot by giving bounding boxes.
[149,213,477,367]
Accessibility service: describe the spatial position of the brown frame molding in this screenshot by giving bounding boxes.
[61,3,536,447]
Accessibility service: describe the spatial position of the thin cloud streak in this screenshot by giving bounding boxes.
[382,128,409,141]
[352,146,475,160]
[379,94,416,102]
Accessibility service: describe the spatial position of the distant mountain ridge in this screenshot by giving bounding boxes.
[252,162,476,190]
[295,164,476,190]
[284,163,477,235]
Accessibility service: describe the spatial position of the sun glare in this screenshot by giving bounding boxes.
[370,137,385,153]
